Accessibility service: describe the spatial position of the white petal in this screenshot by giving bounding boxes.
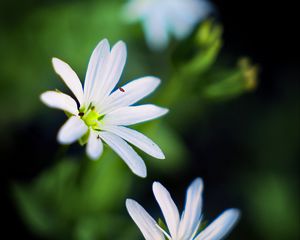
[143,11,169,50]
[52,58,84,105]
[123,0,150,23]
[100,76,161,114]
[103,104,168,126]
[86,130,103,160]
[152,182,180,239]
[166,0,211,39]
[40,91,78,115]
[178,178,203,240]
[84,39,110,105]
[57,116,88,144]
[126,199,165,240]
[166,9,193,40]
[94,41,127,107]
[99,131,146,177]
[194,209,240,240]
[102,125,165,159]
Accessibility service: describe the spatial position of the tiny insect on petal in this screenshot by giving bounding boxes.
[119,87,125,92]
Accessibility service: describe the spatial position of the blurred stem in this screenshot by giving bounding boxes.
[53,143,93,188]
[54,144,69,163]
[52,144,70,205]
[159,69,207,109]
[159,71,185,107]
[76,156,90,186]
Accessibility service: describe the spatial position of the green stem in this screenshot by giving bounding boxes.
[76,155,90,187]
[53,144,69,163]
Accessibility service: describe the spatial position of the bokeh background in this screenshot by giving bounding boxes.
[0,0,299,239]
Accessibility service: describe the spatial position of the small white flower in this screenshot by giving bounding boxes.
[41,39,168,178]
[126,178,240,240]
[124,0,212,50]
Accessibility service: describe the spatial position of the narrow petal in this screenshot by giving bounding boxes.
[194,209,240,240]
[123,0,149,22]
[84,39,110,105]
[52,58,84,105]
[57,116,88,144]
[143,11,169,50]
[166,9,192,40]
[86,130,103,160]
[126,199,165,240]
[99,131,146,177]
[102,125,165,159]
[100,76,161,114]
[178,178,203,240]
[94,41,127,107]
[103,104,168,126]
[152,182,180,239]
[166,0,211,39]
[40,91,78,115]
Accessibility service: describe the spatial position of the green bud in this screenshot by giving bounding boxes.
[238,57,259,90]
[196,19,223,47]
[180,20,223,76]
[203,58,258,100]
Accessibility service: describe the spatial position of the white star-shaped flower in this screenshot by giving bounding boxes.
[124,0,212,50]
[126,178,240,239]
[41,39,168,178]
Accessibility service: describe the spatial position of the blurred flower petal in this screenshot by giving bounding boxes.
[57,116,88,144]
[124,0,212,50]
[143,10,169,50]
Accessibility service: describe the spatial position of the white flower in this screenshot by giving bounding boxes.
[126,178,240,240]
[40,39,168,178]
[124,0,212,50]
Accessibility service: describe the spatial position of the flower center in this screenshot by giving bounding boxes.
[79,104,104,130]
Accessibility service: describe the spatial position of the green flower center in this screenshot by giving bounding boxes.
[79,104,104,131]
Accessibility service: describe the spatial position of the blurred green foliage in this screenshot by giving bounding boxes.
[14,150,136,239]
[0,0,131,125]
[246,174,299,240]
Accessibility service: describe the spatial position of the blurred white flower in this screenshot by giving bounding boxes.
[124,0,212,50]
[41,39,168,178]
[126,178,240,240]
